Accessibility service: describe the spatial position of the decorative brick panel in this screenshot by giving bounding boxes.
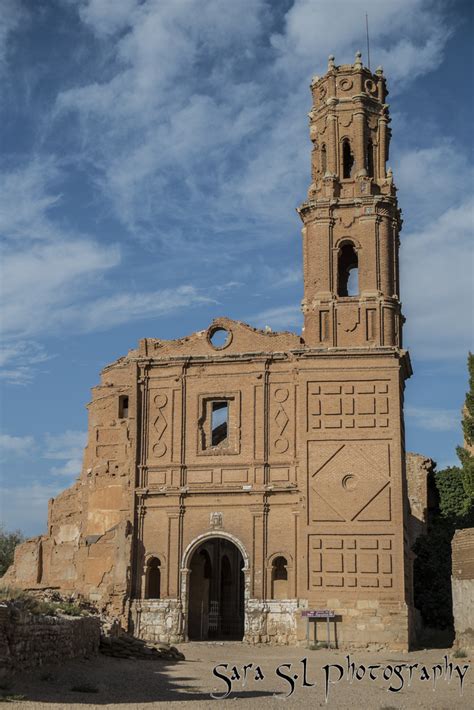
[309,534,394,590]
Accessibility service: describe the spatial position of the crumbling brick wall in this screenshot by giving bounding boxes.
[405,452,436,545]
[0,605,100,678]
[452,528,474,650]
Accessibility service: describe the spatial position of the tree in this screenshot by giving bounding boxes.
[460,352,474,447]
[457,353,474,503]
[0,524,25,577]
[435,466,471,519]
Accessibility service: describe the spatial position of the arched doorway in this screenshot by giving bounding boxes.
[187,537,244,641]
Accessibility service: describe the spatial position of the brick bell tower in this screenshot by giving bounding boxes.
[297,52,415,649]
[299,51,401,349]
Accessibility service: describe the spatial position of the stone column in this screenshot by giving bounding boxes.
[251,509,265,598]
[167,512,180,597]
[327,104,338,175]
[378,116,388,179]
[378,216,392,296]
[393,223,400,299]
[353,100,367,176]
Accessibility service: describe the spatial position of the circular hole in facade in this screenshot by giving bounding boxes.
[342,474,357,491]
[208,326,232,350]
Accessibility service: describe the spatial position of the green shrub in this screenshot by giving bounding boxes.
[56,601,86,616]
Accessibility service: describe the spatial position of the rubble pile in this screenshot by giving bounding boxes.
[99,633,185,661]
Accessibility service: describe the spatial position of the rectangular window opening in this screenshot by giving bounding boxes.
[119,395,129,419]
[211,401,228,446]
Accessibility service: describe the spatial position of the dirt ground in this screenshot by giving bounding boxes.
[2,642,473,709]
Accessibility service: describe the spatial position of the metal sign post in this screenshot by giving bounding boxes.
[302,609,336,648]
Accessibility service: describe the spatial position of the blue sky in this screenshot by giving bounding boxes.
[0,0,473,536]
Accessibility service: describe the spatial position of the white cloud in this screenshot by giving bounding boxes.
[43,430,87,461]
[50,459,83,477]
[0,159,62,242]
[0,341,52,385]
[1,239,121,338]
[0,0,25,69]
[402,196,474,360]
[395,142,474,360]
[1,1,467,379]
[43,430,87,478]
[270,0,451,84]
[0,433,35,459]
[406,406,461,432]
[0,159,121,356]
[65,285,213,333]
[265,266,301,288]
[395,142,473,226]
[0,482,62,536]
[54,0,454,250]
[56,0,289,232]
[57,78,269,235]
[0,159,214,381]
[249,304,302,332]
[0,430,86,535]
[1,265,212,340]
[78,0,142,37]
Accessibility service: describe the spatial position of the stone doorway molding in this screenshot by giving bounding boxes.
[180,531,250,641]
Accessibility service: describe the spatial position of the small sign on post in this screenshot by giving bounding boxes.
[302,609,337,648]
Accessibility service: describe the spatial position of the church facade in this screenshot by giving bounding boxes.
[4,54,419,649]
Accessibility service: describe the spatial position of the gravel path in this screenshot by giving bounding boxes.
[2,643,473,709]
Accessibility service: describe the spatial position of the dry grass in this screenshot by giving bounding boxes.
[0,587,86,617]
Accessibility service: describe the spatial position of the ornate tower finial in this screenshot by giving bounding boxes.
[354,50,363,68]
[328,54,335,69]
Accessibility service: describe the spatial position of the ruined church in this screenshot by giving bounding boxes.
[5,53,427,649]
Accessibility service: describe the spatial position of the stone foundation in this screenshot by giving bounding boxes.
[129,597,409,649]
[130,599,183,644]
[245,599,299,645]
[130,598,299,645]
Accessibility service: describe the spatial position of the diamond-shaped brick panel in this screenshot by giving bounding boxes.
[309,442,390,521]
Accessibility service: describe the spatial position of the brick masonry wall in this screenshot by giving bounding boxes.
[452,528,474,650]
[0,605,100,678]
[295,599,410,651]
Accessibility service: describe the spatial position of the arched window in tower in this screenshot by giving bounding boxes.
[271,556,288,599]
[338,243,359,297]
[321,143,327,174]
[145,557,161,599]
[367,140,374,178]
[342,138,354,178]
